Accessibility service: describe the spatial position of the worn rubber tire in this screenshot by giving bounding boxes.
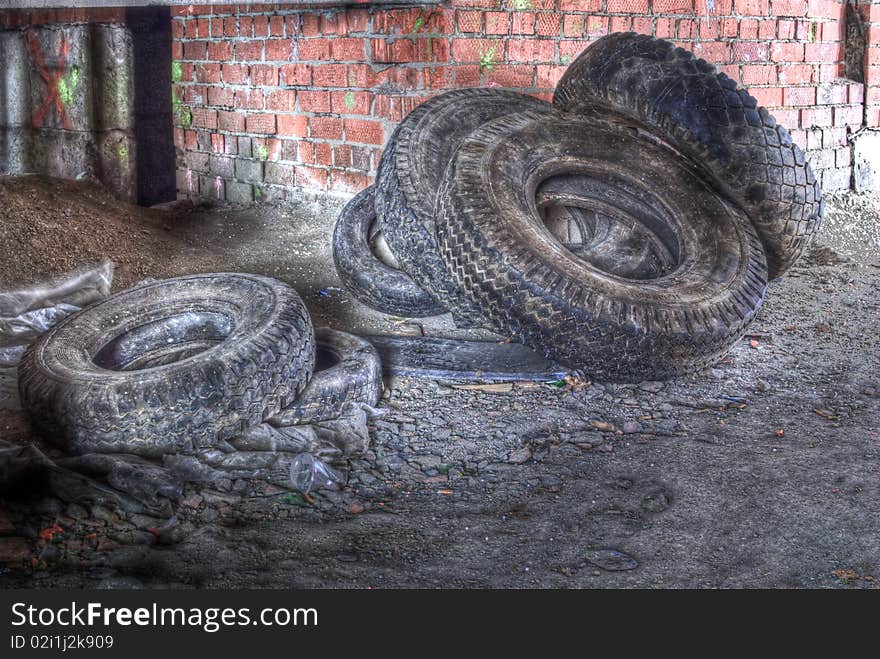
[333,186,446,318]
[553,32,822,278]
[268,328,381,427]
[374,88,552,320]
[18,274,315,456]
[435,110,768,382]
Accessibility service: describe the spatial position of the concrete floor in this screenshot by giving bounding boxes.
[1,191,878,589]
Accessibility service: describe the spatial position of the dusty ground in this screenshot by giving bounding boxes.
[0,176,878,589]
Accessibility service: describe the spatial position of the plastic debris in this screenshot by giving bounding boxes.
[289,453,345,494]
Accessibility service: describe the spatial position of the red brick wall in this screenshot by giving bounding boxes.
[2,2,875,199]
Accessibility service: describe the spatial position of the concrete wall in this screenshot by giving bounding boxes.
[0,11,137,200]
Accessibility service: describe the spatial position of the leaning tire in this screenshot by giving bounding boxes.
[18,274,315,456]
[333,186,446,318]
[553,32,822,278]
[268,328,382,427]
[374,88,552,319]
[435,110,768,382]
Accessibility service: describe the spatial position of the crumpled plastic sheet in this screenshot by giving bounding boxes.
[0,261,114,411]
[0,261,383,517]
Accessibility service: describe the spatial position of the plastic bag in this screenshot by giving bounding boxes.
[0,261,114,410]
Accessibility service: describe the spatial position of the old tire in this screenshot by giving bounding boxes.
[374,88,552,319]
[268,327,382,426]
[435,110,768,382]
[18,274,315,456]
[553,32,822,278]
[333,186,446,318]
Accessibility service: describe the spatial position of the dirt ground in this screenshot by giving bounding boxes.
[1,175,878,589]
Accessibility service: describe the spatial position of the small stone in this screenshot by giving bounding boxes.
[181,494,204,509]
[756,379,770,392]
[507,447,532,464]
[586,549,638,571]
[639,381,665,393]
[347,501,365,514]
[622,421,641,434]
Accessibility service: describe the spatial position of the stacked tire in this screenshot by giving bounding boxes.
[333,33,823,383]
[19,274,382,456]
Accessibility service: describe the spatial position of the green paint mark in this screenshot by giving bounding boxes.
[254,186,263,200]
[57,65,80,106]
[171,61,183,83]
[560,54,572,65]
[479,44,498,72]
[116,144,129,159]
[283,493,306,506]
[256,144,269,161]
[412,16,425,34]
[344,91,356,110]
[511,0,532,9]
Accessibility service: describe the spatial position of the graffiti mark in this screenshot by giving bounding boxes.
[57,65,80,107]
[28,32,72,129]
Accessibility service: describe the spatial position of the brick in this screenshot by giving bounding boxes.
[562,15,584,38]
[558,0,602,9]
[281,64,312,86]
[806,128,822,150]
[487,64,536,87]
[312,64,348,87]
[741,64,777,85]
[457,10,483,32]
[693,42,729,63]
[758,19,777,40]
[196,64,221,84]
[296,166,329,190]
[234,89,264,110]
[777,19,795,40]
[777,64,813,85]
[218,111,245,133]
[800,106,833,127]
[265,162,296,186]
[315,142,333,166]
[751,87,784,106]
[207,87,234,108]
[334,145,353,168]
[222,64,249,84]
[191,108,217,130]
[207,41,233,61]
[331,91,373,115]
[209,155,234,179]
[485,12,510,35]
[266,90,296,112]
[770,42,804,62]
[732,42,769,63]
[246,114,276,134]
[511,12,536,35]
[251,64,279,87]
[277,114,308,137]
[535,13,561,37]
[225,180,253,204]
[606,0,650,12]
[310,116,344,140]
[344,118,384,144]
[805,43,840,62]
[506,39,556,63]
[586,16,610,37]
[235,41,263,62]
[183,40,207,61]
[834,105,863,127]
[265,39,292,61]
[735,0,769,13]
[298,90,331,113]
[452,39,503,63]
[653,0,693,12]
[822,126,847,147]
[331,38,366,61]
[740,19,759,38]
[816,82,848,105]
[783,86,815,106]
